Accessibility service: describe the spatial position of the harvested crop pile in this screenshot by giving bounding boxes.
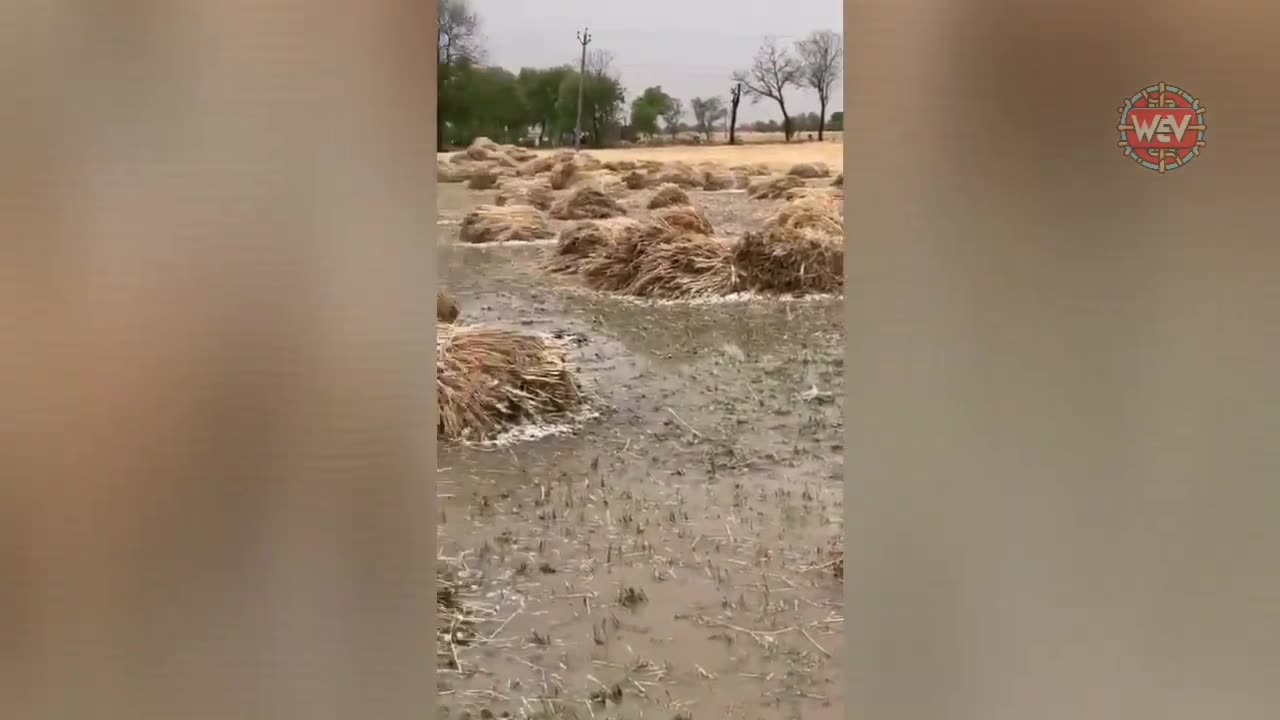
[545,217,640,274]
[458,205,554,244]
[464,137,501,162]
[623,231,738,299]
[767,195,844,237]
[548,159,579,190]
[649,204,714,236]
[571,170,626,196]
[623,169,653,190]
[549,186,626,220]
[782,186,843,204]
[732,197,844,294]
[437,289,460,323]
[647,183,691,209]
[701,167,736,191]
[437,162,467,183]
[732,163,773,176]
[653,163,703,188]
[466,169,500,190]
[787,162,831,179]
[437,323,584,442]
[576,222,738,300]
[832,172,844,187]
[603,159,638,172]
[517,154,559,176]
[494,180,553,211]
[748,174,807,199]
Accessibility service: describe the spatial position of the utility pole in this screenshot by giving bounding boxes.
[573,28,592,151]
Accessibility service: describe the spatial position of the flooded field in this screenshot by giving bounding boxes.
[438,175,845,720]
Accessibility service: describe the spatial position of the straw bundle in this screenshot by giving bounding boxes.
[747,174,807,200]
[786,162,832,179]
[437,323,584,442]
[544,217,641,274]
[437,289,460,323]
[494,179,553,211]
[458,205,554,243]
[732,197,844,294]
[647,183,691,209]
[549,186,626,220]
[648,204,714,236]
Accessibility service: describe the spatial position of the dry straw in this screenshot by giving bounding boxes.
[549,186,626,220]
[458,204,554,243]
[436,323,584,442]
[747,174,807,200]
[494,179,553,211]
[733,196,844,294]
[647,183,692,209]
[437,289,460,323]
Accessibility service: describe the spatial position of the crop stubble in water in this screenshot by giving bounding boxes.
[437,172,845,720]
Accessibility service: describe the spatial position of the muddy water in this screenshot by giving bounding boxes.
[438,183,845,720]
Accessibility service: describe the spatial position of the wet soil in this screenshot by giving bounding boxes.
[438,181,845,720]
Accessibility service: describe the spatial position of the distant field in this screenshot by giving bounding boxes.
[440,134,843,172]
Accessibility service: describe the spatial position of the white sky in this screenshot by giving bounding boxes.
[472,0,844,123]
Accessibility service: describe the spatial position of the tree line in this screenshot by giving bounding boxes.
[437,0,842,149]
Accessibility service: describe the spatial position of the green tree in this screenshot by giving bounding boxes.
[437,0,484,149]
[630,86,672,139]
[829,111,843,131]
[517,66,571,145]
[555,70,624,148]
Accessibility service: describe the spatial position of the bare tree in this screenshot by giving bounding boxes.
[585,48,616,79]
[690,97,727,141]
[732,37,803,141]
[437,0,483,66]
[662,98,684,140]
[797,30,842,141]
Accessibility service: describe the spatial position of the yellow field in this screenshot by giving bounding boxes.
[440,135,843,172]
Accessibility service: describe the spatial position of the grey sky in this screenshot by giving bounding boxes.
[473,0,843,124]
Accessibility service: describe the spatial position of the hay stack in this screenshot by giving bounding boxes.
[787,162,831,179]
[747,174,807,200]
[517,155,559,176]
[548,159,579,190]
[647,183,691,209]
[545,217,641,274]
[458,205,554,243]
[501,145,538,163]
[624,231,738,299]
[732,196,844,294]
[653,163,703,188]
[701,167,736,191]
[649,204,714,236]
[437,323,584,442]
[576,223,737,300]
[464,137,501,162]
[832,172,843,187]
[437,289,460,323]
[466,169,501,190]
[623,169,653,190]
[767,195,844,237]
[494,179,553,211]
[572,170,627,196]
[438,162,467,183]
[731,163,773,176]
[782,186,842,204]
[549,186,626,220]
[603,159,639,172]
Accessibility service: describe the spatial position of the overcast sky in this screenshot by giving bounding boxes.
[472,0,844,124]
